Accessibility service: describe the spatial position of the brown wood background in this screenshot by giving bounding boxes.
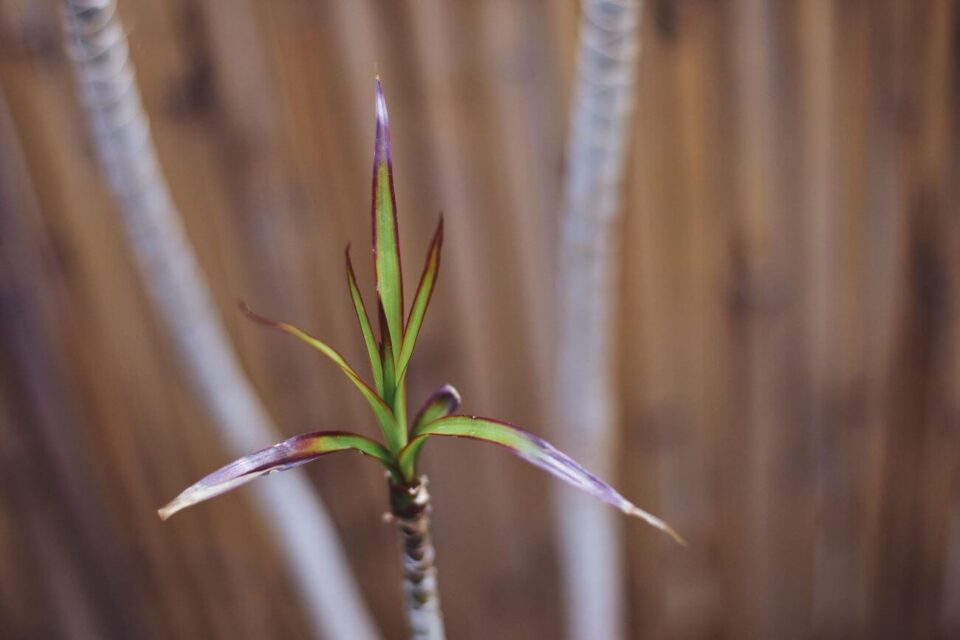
[0,1,958,638]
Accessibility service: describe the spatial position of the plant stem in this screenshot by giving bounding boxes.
[389,477,446,640]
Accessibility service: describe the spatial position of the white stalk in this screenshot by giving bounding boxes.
[59,2,380,638]
[554,1,643,639]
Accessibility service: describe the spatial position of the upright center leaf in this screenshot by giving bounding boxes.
[373,77,404,363]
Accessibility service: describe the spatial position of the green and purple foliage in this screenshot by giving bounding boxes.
[159,78,683,547]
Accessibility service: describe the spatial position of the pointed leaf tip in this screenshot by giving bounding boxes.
[238,301,276,328]
[622,505,688,546]
[375,77,389,133]
[373,77,391,175]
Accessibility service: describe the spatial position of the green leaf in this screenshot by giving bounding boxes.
[158,431,393,520]
[345,246,384,395]
[372,77,404,363]
[411,384,460,433]
[393,376,408,434]
[378,300,396,401]
[239,303,400,449]
[396,218,443,384]
[399,416,685,545]
[377,317,406,453]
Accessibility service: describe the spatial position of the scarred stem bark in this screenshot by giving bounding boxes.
[389,477,446,640]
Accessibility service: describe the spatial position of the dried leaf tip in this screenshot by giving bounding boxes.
[158,500,187,521]
[158,490,199,521]
[237,301,279,329]
[623,504,687,547]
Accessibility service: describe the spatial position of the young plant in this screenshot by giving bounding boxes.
[159,78,683,639]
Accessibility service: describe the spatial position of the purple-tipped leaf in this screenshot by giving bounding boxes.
[411,384,461,433]
[398,384,461,480]
[159,431,392,520]
[239,303,400,449]
[372,77,404,361]
[396,218,443,383]
[400,416,685,545]
[346,247,384,395]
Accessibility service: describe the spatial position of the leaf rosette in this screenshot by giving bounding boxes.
[159,78,683,548]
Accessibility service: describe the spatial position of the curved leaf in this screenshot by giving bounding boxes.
[396,218,443,383]
[239,303,400,449]
[159,431,393,520]
[411,384,461,434]
[372,77,403,362]
[345,246,384,395]
[399,416,685,545]
[398,385,461,480]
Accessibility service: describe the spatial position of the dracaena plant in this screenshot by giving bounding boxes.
[159,78,683,640]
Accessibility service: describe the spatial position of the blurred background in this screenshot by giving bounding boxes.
[1,0,958,639]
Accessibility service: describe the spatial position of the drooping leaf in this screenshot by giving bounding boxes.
[372,77,404,362]
[345,246,384,395]
[239,303,399,446]
[399,416,685,545]
[411,384,461,434]
[158,431,393,520]
[396,218,443,384]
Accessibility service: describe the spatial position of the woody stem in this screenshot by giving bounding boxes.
[389,477,445,640]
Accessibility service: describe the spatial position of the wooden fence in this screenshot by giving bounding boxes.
[0,1,957,638]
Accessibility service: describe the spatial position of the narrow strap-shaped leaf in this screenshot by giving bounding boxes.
[239,304,399,447]
[377,297,408,437]
[372,77,404,361]
[396,218,443,383]
[393,376,408,436]
[378,320,405,453]
[400,416,685,545]
[411,384,461,434]
[377,300,396,401]
[159,431,393,520]
[345,246,384,395]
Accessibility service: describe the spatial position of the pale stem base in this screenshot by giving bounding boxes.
[389,477,446,640]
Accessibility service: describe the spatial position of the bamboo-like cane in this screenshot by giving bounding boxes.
[389,477,446,640]
[59,2,380,638]
[554,1,643,639]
